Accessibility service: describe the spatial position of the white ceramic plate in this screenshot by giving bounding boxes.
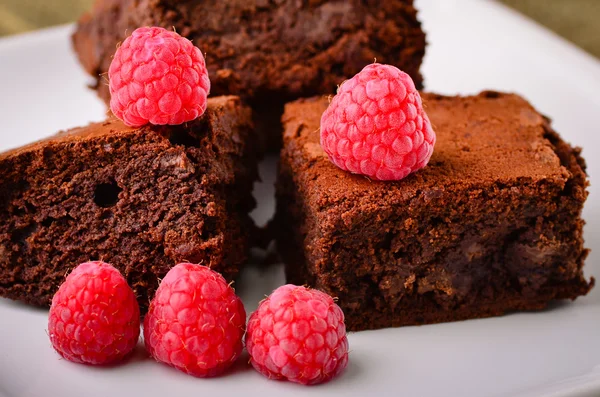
[1,0,600,396]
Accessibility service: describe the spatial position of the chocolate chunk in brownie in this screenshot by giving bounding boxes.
[0,96,258,311]
[72,0,426,149]
[276,92,594,331]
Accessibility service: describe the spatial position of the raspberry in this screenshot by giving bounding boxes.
[143,263,246,377]
[47,261,140,365]
[320,63,436,181]
[108,27,210,127]
[245,285,349,385]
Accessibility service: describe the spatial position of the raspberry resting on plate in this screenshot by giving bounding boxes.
[143,263,246,377]
[320,63,436,181]
[47,261,140,365]
[109,26,210,127]
[245,284,349,385]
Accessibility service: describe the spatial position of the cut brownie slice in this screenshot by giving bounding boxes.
[276,92,594,331]
[0,96,258,311]
[72,0,426,148]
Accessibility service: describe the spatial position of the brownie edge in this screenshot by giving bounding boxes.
[276,93,593,331]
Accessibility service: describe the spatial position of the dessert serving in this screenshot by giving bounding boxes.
[0,0,595,388]
[276,91,593,331]
[72,0,426,147]
[0,96,258,310]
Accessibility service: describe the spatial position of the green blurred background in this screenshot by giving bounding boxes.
[0,0,599,59]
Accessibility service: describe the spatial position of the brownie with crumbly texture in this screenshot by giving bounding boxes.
[276,92,594,331]
[72,0,426,148]
[0,96,258,311]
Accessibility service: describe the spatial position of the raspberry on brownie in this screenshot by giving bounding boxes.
[320,63,435,181]
[276,92,594,331]
[72,0,426,148]
[108,26,211,127]
[0,96,258,311]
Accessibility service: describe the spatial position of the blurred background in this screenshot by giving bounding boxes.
[0,0,599,59]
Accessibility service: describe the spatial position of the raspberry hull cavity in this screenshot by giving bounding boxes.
[246,285,349,385]
[320,63,435,181]
[143,263,246,377]
[109,27,211,127]
[47,261,140,365]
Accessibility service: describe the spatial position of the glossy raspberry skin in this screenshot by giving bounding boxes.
[143,263,246,377]
[47,261,140,365]
[246,285,349,385]
[109,26,210,127]
[320,63,436,181]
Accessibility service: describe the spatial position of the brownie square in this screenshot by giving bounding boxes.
[72,0,426,149]
[276,92,594,331]
[0,96,258,311]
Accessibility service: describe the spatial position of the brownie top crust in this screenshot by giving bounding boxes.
[3,96,244,159]
[1,96,257,194]
[282,92,582,210]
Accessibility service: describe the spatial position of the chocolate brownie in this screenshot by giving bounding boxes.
[0,96,258,311]
[276,92,594,331]
[72,0,426,148]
